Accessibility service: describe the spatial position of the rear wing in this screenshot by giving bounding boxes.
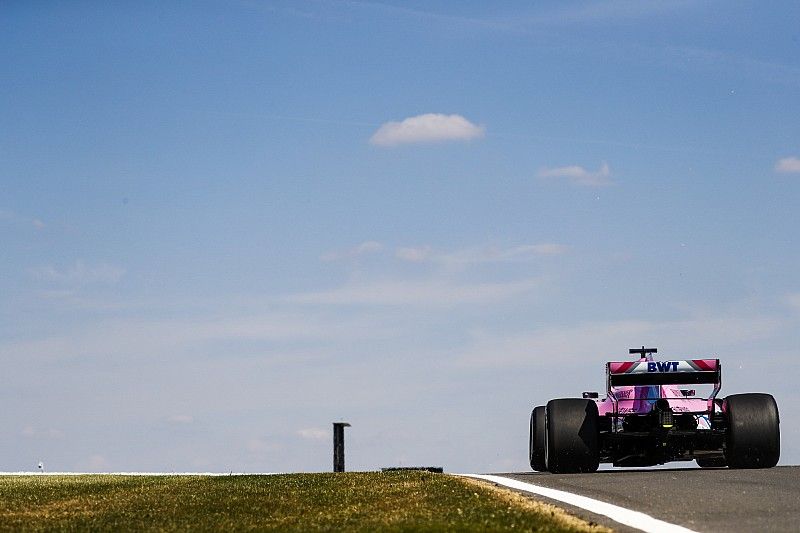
[608,359,720,387]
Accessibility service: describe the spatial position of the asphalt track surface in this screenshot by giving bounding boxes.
[497,466,800,533]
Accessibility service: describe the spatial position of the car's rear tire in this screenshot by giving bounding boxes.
[546,399,599,473]
[529,406,547,471]
[696,456,727,468]
[724,393,780,469]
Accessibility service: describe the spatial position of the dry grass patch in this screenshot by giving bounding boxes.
[0,472,608,532]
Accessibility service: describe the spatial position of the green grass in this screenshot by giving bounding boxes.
[0,472,608,532]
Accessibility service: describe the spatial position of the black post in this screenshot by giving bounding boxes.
[333,422,350,472]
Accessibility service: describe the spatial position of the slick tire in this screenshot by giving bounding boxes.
[529,406,547,472]
[724,393,780,469]
[546,399,599,473]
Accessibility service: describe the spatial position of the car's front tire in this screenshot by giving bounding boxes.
[529,406,547,471]
[546,399,599,473]
[724,393,780,469]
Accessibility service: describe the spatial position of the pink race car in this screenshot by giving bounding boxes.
[529,347,780,473]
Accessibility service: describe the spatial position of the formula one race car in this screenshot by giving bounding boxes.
[529,347,780,473]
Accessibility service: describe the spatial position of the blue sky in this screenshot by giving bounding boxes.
[2,0,800,472]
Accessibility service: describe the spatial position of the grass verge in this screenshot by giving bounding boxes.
[0,472,609,532]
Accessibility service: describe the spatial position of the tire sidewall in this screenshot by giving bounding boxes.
[725,393,780,468]
[546,398,599,473]
[529,406,547,471]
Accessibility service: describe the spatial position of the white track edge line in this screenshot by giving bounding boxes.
[459,474,699,533]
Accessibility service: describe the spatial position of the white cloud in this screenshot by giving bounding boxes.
[395,243,569,265]
[0,208,45,229]
[85,454,110,471]
[35,289,77,300]
[321,241,383,262]
[245,438,279,454]
[458,315,782,368]
[286,278,541,306]
[0,311,396,365]
[544,0,698,25]
[538,162,612,186]
[341,1,697,33]
[522,243,571,256]
[167,415,194,424]
[395,246,433,263]
[194,313,394,343]
[323,242,568,266]
[370,113,484,146]
[297,428,329,441]
[785,293,800,310]
[30,261,126,285]
[21,426,65,439]
[775,156,800,174]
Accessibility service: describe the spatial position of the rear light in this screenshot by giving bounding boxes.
[659,409,674,428]
[653,399,674,428]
